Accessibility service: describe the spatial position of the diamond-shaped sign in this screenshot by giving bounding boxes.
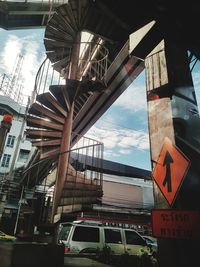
[152,137,190,206]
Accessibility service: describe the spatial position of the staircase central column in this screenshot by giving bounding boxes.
[51,32,81,222]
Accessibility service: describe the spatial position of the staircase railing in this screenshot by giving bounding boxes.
[78,40,109,81]
[30,57,65,105]
[18,132,103,224]
[31,39,109,105]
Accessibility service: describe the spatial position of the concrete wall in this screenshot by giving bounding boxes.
[102,174,154,209]
[103,180,143,209]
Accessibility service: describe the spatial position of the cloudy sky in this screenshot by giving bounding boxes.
[0,28,200,172]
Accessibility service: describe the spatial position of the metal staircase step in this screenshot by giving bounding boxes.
[52,57,71,73]
[40,147,60,159]
[45,25,74,43]
[50,13,76,37]
[49,85,70,111]
[44,38,72,50]
[45,31,72,45]
[29,103,65,124]
[65,175,89,184]
[36,92,67,117]
[25,129,62,139]
[44,0,91,73]
[60,3,79,31]
[32,139,61,147]
[46,50,70,63]
[27,115,63,131]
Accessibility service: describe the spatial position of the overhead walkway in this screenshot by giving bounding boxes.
[0,0,68,29]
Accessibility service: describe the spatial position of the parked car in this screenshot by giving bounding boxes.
[58,220,152,257]
[0,230,16,242]
[142,235,157,253]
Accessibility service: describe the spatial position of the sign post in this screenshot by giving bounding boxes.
[145,40,200,267]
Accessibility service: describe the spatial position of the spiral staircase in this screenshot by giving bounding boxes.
[25,0,117,220]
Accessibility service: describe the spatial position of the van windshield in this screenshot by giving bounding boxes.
[59,224,72,241]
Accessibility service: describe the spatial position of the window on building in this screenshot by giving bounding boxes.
[17,149,30,163]
[104,229,122,244]
[6,135,16,148]
[72,226,100,242]
[1,154,11,167]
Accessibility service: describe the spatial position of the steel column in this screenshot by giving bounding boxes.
[51,32,81,222]
[145,40,200,267]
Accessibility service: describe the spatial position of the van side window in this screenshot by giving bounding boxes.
[72,226,99,242]
[59,224,72,241]
[104,229,122,244]
[125,230,145,245]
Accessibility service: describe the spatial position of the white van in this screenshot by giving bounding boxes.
[58,221,151,256]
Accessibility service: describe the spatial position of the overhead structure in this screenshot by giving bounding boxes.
[0,1,199,57]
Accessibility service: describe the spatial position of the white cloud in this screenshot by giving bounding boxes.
[114,83,147,113]
[118,148,132,155]
[104,150,121,158]
[0,35,22,73]
[86,125,149,159]
[0,33,45,102]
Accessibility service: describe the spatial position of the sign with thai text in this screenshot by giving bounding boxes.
[152,210,200,239]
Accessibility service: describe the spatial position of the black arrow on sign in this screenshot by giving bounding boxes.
[162,151,174,192]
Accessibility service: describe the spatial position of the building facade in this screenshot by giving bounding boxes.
[0,95,34,178]
[0,95,36,233]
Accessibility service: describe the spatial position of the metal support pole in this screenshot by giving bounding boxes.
[51,32,81,222]
[145,40,200,267]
